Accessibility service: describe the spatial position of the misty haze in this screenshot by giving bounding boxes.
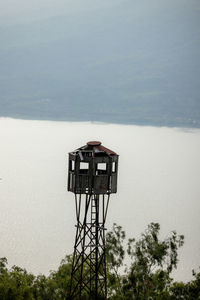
[0,0,200,298]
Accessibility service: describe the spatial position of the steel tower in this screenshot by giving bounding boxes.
[67,141,118,299]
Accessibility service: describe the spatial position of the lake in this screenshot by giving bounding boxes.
[0,118,199,282]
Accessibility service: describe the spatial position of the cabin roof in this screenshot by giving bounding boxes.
[71,141,117,156]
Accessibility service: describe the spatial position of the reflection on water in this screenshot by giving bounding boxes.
[0,118,200,282]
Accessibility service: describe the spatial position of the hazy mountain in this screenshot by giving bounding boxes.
[0,0,199,127]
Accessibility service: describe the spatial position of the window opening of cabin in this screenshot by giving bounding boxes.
[70,160,75,171]
[97,163,107,171]
[112,162,116,173]
[80,162,89,169]
[79,162,89,175]
[96,163,107,175]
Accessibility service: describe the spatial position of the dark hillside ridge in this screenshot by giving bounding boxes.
[0,0,199,127]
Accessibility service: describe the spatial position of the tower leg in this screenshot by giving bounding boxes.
[68,194,110,300]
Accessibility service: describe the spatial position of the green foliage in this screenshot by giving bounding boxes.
[169,269,200,300]
[0,257,35,300]
[0,223,199,299]
[123,223,184,299]
[106,222,185,300]
[106,223,126,298]
[0,256,72,300]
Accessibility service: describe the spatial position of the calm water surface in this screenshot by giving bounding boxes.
[0,118,200,282]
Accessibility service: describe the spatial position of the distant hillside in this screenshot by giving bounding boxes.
[0,0,200,127]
